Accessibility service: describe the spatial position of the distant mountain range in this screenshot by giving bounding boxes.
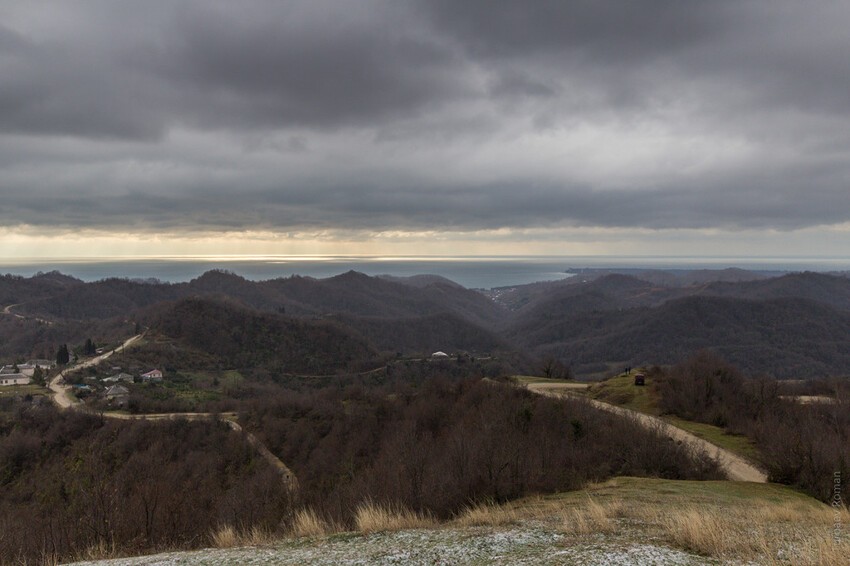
[4,268,850,378]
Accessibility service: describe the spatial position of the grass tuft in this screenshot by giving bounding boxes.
[454,501,521,527]
[560,497,619,535]
[76,539,117,562]
[660,507,739,556]
[354,500,434,534]
[210,525,239,548]
[211,524,276,548]
[290,508,337,538]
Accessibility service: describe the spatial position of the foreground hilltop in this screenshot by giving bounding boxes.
[67,478,847,565]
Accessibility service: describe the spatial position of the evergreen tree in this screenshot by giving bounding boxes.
[56,344,70,365]
[32,366,45,386]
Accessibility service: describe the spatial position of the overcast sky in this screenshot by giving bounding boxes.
[2,0,850,258]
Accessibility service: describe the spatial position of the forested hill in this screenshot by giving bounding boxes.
[0,271,83,306]
[513,295,850,378]
[9,268,850,378]
[331,312,510,357]
[15,269,504,325]
[139,297,381,375]
[695,271,850,311]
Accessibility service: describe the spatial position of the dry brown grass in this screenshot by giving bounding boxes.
[210,525,240,548]
[354,501,435,534]
[211,478,848,565]
[659,507,749,556]
[560,496,620,535]
[211,524,277,548]
[72,540,118,563]
[289,508,339,538]
[633,502,850,565]
[454,501,522,527]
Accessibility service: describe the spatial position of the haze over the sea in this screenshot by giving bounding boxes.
[3,256,850,289]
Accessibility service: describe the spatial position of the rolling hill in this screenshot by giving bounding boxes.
[513,295,850,378]
[137,297,381,375]
[9,268,850,379]
[16,270,505,327]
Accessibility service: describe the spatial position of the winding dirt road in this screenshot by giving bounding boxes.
[2,302,54,325]
[526,382,768,483]
[48,336,297,489]
[49,334,144,408]
[105,411,298,489]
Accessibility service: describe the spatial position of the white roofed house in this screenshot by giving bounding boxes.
[21,359,56,375]
[0,374,31,386]
[140,369,163,383]
[102,373,134,384]
[14,362,49,377]
[105,384,130,406]
[430,351,450,359]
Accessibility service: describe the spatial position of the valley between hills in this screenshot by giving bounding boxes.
[0,267,847,564]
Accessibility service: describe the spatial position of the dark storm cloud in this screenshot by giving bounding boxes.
[147,4,469,130]
[1,0,849,236]
[421,0,728,61]
[0,1,471,138]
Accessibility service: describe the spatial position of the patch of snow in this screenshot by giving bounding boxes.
[68,528,716,566]
[553,543,717,565]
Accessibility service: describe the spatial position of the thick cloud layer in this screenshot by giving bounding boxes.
[1,0,849,238]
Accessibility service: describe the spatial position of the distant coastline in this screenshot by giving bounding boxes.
[1,255,850,289]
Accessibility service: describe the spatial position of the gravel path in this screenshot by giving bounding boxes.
[526,383,767,483]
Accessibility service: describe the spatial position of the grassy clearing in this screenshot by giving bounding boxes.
[664,415,761,461]
[586,372,763,462]
[590,478,845,564]
[587,371,658,414]
[446,477,848,564]
[0,384,50,398]
[511,375,578,385]
[75,477,848,565]
[515,477,847,565]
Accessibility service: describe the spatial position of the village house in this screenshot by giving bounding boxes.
[16,360,53,377]
[140,369,163,383]
[16,363,37,377]
[0,374,31,386]
[105,384,130,406]
[102,372,134,384]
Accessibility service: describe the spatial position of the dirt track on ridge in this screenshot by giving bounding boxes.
[526,382,768,483]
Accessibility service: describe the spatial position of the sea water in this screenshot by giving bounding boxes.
[1,256,849,289]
